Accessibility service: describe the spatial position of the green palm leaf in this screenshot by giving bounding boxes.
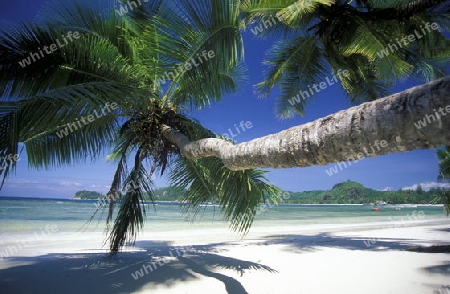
[0,106,20,188]
[435,146,450,215]
[437,147,450,179]
[256,35,327,118]
[277,0,334,27]
[241,0,449,117]
[24,115,118,169]
[0,0,279,255]
[170,156,280,234]
[107,158,154,254]
[341,21,414,81]
[154,0,245,108]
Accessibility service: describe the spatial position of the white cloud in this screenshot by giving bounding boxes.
[59,180,82,187]
[401,181,450,191]
[89,184,109,189]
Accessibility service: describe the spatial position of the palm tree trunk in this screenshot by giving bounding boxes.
[162,76,450,171]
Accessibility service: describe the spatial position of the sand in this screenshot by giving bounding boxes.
[0,220,449,294]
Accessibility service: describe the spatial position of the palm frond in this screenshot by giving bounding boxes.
[241,0,449,116]
[0,22,65,99]
[170,156,280,234]
[153,0,245,108]
[107,149,154,255]
[238,0,316,37]
[255,35,327,118]
[400,16,450,82]
[0,84,129,170]
[117,0,165,24]
[36,0,130,54]
[0,22,151,101]
[24,114,118,169]
[0,106,20,188]
[276,0,334,28]
[0,0,162,109]
[443,192,450,216]
[329,54,392,102]
[437,147,450,179]
[342,21,414,81]
[435,146,450,215]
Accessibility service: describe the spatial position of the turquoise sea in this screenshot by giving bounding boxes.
[0,196,447,237]
[1,197,448,294]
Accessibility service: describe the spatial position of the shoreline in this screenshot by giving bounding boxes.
[1,198,448,293]
[1,219,449,293]
[1,196,446,207]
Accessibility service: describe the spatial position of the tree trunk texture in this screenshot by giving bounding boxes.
[162,76,450,171]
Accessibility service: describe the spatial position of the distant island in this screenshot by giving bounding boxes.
[71,187,184,201]
[71,180,448,205]
[71,190,104,200]
[283,181,446,205]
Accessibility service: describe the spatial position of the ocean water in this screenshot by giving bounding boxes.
[0,196,448,260]
[0,196,446,236]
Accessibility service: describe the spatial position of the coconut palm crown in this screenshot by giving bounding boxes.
[0,0,281,254]
[240,0,450,118]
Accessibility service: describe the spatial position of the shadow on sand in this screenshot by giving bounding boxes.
[256,231,450,253]
[0,240,276,294]
[1,230,449,293]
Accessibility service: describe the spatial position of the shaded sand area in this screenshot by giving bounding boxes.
[0,220,449,294]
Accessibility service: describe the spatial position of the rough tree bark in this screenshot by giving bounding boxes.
[162,76,450,171]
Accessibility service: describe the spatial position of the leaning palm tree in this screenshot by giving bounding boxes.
[0,0,280,254]
[437,147,450,179]
[162,75,450,170]
[239,0,450,117]
[436,147,450,214]
[1,0,450,255]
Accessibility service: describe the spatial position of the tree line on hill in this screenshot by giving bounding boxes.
[283,181,445,205]
[73,180,447,205]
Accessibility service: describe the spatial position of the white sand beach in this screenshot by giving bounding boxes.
[1,219,449,294]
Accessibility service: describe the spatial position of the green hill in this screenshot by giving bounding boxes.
[72,180,447,205]
[71,187,185,201]
[151,186,185,201]
[72,190,104,200]
[284,180,445,204]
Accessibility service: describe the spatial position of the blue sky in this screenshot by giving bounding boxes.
[0,0,446,198]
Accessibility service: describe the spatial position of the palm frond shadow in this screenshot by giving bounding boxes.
[0,243,277,294]
[434,227,450,233]
[256,232,450,253]
[132,242,278,275]
[185,251,277,274]
[421,261,450,276]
